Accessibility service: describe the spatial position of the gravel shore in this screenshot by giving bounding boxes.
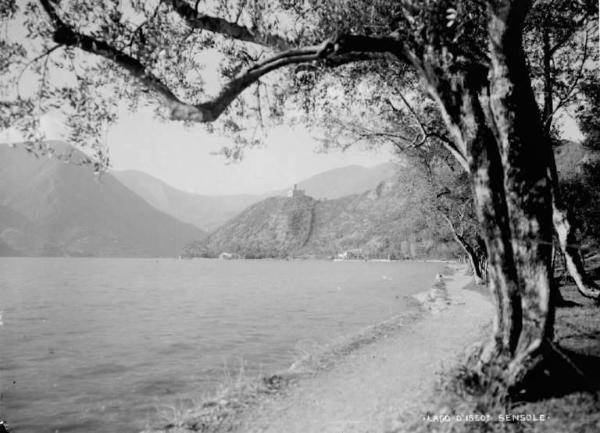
[232,265,493,433]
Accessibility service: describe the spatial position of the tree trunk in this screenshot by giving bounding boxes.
[553,202,600,298]
[545,149,600,299]
[461,242,485,285]
[542,26,554,136]
[467,120,523,366]
[441,213,486,284]
[539,22,600,299]
[416,0,555,389]
[550,237,567,305]
[484,1,555,386]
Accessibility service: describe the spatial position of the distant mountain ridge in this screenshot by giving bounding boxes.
[112,162,399,231]
[2,139,588,259]
[292,162,398,199]
[112,170,263,232]
[0,142,205,257]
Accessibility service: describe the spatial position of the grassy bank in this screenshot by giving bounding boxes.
[398,277,600,433]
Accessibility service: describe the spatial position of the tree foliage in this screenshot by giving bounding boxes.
[1,1,596,165]
[525,0,598,136]
[576,73,600,151]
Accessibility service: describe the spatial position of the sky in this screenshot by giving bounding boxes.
[0,104,583,196]
[0,108,395,196]
[106,109,395,195]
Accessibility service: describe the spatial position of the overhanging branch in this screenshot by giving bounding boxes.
[387,94,468,169]
[168,0,295,51]
[39,0,409,124]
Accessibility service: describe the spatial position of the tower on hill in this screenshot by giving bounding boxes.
[287,184,306,198]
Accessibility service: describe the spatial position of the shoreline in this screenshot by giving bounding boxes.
[143,264,492,433]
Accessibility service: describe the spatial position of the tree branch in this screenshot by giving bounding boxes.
[548,9,596,55]
[16,43,62,96]
[39,0,409,124]
[387,94,468,169]
[439,210,480,265]
[549,30,590,119]
[168,0,295,51]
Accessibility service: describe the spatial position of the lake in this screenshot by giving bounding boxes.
[0,258,443,432]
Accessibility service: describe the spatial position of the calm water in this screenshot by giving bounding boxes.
[0,258,443,433]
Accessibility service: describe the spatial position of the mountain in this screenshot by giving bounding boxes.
[187,194,317,258]
[184,177,459,260]
[0,142,206,257]
[183,142,596,260]
[112,170,262,232]
[293,162,399,199]
[112,163,399,232]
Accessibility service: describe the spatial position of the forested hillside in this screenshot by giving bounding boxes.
[184,177,459,259]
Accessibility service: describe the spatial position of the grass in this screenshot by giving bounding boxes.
[144,360,292,433]
[395,274,600,433]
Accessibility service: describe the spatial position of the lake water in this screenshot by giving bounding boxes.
[0,258,443,433]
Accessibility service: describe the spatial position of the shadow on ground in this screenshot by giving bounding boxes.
[400,268,600,433]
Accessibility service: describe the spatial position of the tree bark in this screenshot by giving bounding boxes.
[426,69,524,366]
[550,237,568,305]
[420,0,556,388]
[542,26,554,136]
[484,0,555,386]
[467,120,523,364]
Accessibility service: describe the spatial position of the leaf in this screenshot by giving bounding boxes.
[446,7,457,27]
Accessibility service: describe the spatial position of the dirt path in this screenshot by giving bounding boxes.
[234,265,492,433]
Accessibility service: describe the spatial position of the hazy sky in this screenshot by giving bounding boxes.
[0,108,395,196]
[1,101,584,196]
[1,104,583,196]
[107,108,395,195]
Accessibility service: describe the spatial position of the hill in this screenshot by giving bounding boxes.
[113,163,399,232]
[293,162,399,199]
[187,195,316,258]
[0,142,206,257]
[113,170,261,232]
[184,177,459,259]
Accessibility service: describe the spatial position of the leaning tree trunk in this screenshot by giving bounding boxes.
[441,213,486,284]
[546,150,600,299]
[538,15,599,299]
[550,237,568,305]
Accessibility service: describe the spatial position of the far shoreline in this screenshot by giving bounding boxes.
[0,256,462,263]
